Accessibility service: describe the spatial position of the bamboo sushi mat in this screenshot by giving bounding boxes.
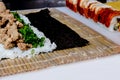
[1,8,120,77]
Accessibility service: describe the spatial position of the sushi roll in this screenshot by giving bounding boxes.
[66,0,120,32]
[66,0,79,12]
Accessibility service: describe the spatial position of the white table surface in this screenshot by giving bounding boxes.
[1,7,120,80]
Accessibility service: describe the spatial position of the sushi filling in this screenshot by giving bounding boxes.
[114,18,120,31]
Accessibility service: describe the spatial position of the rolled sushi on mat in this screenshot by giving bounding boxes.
[66,0,120,32]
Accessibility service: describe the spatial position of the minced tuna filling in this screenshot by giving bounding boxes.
[0,3,45,51]
[0,9,31,50]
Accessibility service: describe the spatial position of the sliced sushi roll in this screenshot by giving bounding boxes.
[66,0,79,12]
[78,0,97,17]
[104,10,120,31]
[66,0,120,32]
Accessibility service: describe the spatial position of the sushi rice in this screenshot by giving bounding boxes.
[0,14,57,60]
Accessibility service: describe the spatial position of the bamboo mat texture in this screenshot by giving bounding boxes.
[0,8,120,77]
